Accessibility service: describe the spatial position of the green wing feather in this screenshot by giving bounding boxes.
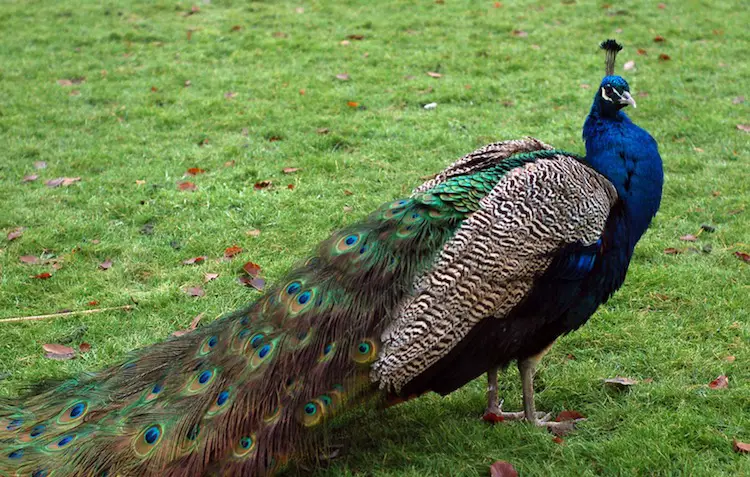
[0,145,562,476]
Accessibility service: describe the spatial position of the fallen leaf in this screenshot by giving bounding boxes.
[99,259,113,270]
[299,89,305,95]
[242,261,262,278]
[178,181,197,191]
[316,128,330,134]
[343,190,353,196]
[7,227,25,241]
[184,286,205,297]
[555,410,586,422]
[580,83,590,89]
[282,167,301,174]
[230,25,242,32]
[426,71,442,78]
[693,147,704,153]
[637,48,647,55]
[732,96,745,104]
[186,167,206,175]
[340,40,350,46]
[287,184,295,190]
[653,35,666,42]
[482,412,504,423]
[623,60,635,71]
[57,77,85,86]
[643,378,654,384]
[708,375,729,389]
[726,356,736,363]
[679,234,697,242]
[335,73,350,81]
[246,228,261,237]
[22,174,38,182]
[43,343,76,360]
[224,91,237,99]
[658,3,666,8]
[238,276,266,291]
[182,256,207,265]
[224,160,236,167]
[172,313,205,336]
[347,101,359,108]
[184,80,192,87]
[204,272,219,282]
[734,439,750,454]
[268,136,282,142]
[604,377,638,389]
[33,272,52,280]
[343,206,353,213]
[552,436,564,444]
[348,34,365,40]
[88,300,99,306]
[254,180,272,190]
[151,86,158,92]
[512,30,528,38]
[494,2,503,7]
[489,461,518,477]
[33,161,47,170]
[659,53,671,61]
[664,247,682,255]
[734,252,750,263]
[45,177,81,187]
[272,31,287,38]
[19,255,40,264]
[737,124,750,133]
[135,179,146,185]
[78,342,91,353]
[224,245,243,258]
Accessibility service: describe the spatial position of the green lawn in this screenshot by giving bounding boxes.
[1,1,748,475]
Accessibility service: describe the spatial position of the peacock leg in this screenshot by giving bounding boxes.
[482,365,543,422]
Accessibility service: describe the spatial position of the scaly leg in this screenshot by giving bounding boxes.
[482,365,543,423]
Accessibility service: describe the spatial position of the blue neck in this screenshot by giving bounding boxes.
[582,97,664,252]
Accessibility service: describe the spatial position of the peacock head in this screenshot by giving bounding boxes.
[595,39,636,114]
[597,75,636,111]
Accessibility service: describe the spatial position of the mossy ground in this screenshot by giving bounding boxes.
[0,1,748,475]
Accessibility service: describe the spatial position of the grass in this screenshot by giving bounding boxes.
[0,0,748,475]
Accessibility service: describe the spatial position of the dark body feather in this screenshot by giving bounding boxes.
[1,72,662,476]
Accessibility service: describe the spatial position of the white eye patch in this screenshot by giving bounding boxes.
[601,86,623,103]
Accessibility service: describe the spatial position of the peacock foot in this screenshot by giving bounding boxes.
[482,399,549,423]
[532,413,586,435]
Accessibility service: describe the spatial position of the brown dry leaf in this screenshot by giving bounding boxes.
[43,343,76,360]
[184,80,192,87]
[184,286,205,298]
[79,342,91,353]
[272,31,288,38]
[182,256,207,265]
[33,161,47,170]
[336,73,350,81]
[7,227,25,241]
[659,53,671,61]
[135,179,146,185]
[347,101,359,108]
[230,25,242,32]
[99,259,113,271]
[33,272,52,280]
[734,439,750,454]
[732,96,745,104]
[494,2,503,7]
[299,89,305,95]
[246,228,261,237]
[664,247,682,255]
[88,300,99,306]
[69,90,80,96]
[224,245,243,259]
[22,174,39,182]
[186,167,206,176]
[282,167,301,174]
[242,261,262,278]
[489,461,518,477]
[204,272,219,282]
[708,375,729,389]
[340,40,350,46]
[580,83,590,89]
[45,177,81,187]
[224,160,236,167]
[348,34,365,40]
[151,86,158,93]
[254,180,272,191]
[343,189,353,196]
[658,3,666,8]
[623,60,635,71]
[287,184,295,190]
[426,71,442,78]
[737,124,750,133]
[512,30,528,38]
[19,255,40,265]
[604,377,638,389]
[172,313,205,336]
[734,251,750,263]
[343,206,353,213]
[317,128,330,134]
[679,234,697,242]
[238,276,266,291]
[637,48,647,55]
[556,410,586,422]
[552,436,564,444]
[268,136,282,142]
[178,181,197,191]
[224,91,237,99]
[653,35,666,42]
[726,356,736,363]
[57,77,85,86]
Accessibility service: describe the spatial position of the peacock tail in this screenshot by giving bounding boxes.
[1,138,566,477]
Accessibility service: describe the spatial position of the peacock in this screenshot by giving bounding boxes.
[1,39,662,476]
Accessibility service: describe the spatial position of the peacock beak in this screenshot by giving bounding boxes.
[619,91,637,108]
